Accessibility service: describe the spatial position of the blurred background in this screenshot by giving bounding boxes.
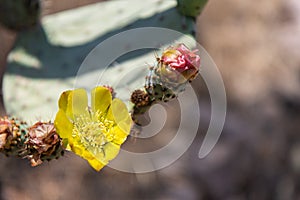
[0,0,300,199]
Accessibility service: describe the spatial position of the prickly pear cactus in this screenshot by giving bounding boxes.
[177,0,208,18]
[4,0,195,121]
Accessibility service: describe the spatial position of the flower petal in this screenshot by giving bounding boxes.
[88,159,105,171]
[111,125,129,145]
[58,89,89,120]
[103,142,120,161]
[91,86,112,113]
[54,109,74,139]
[70,89,89,117]
[106,98,132,134]
[93,142,120,164]
[71,140,106,171]
[58,90,71,111]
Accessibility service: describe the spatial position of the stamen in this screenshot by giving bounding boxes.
[72,110,115,154]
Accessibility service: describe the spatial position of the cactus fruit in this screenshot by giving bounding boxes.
[177,0,208,18]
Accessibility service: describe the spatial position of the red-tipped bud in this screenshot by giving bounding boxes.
[159,43,200,83]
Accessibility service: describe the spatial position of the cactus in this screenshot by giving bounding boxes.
[177,0,208,18]
[2,0,198,167]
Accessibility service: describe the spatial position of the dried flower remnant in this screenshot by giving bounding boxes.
[0,117,64,166]
[26,122,64,166]
[0,117,27,156]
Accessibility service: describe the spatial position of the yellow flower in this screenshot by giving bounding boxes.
[54,86,132,171]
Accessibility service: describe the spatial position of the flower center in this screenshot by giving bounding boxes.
[72,109,115,154]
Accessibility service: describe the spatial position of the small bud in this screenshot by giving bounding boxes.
[103,85,116,99]
[131,89,151,107]
[132,43,200,125]
[158,43,200,83]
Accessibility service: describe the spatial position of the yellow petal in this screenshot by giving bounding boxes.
[111,125,129,145]
[58,90,71,111]
[91,86,112,113]
[72,141,94,161]
[70,141,83,156]
[58,89,89,120]
[104,142,120,161]
[63,137,74,150]
[94,142,120,164]
[54,109,74,138]
[71,141,106,171]
[68,89,89,118]
[88,159,105,171]
[107,98,132,133]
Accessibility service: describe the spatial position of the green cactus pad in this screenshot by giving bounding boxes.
[177,0,208,18]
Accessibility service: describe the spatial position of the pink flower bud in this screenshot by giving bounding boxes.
[160,44,200,82]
